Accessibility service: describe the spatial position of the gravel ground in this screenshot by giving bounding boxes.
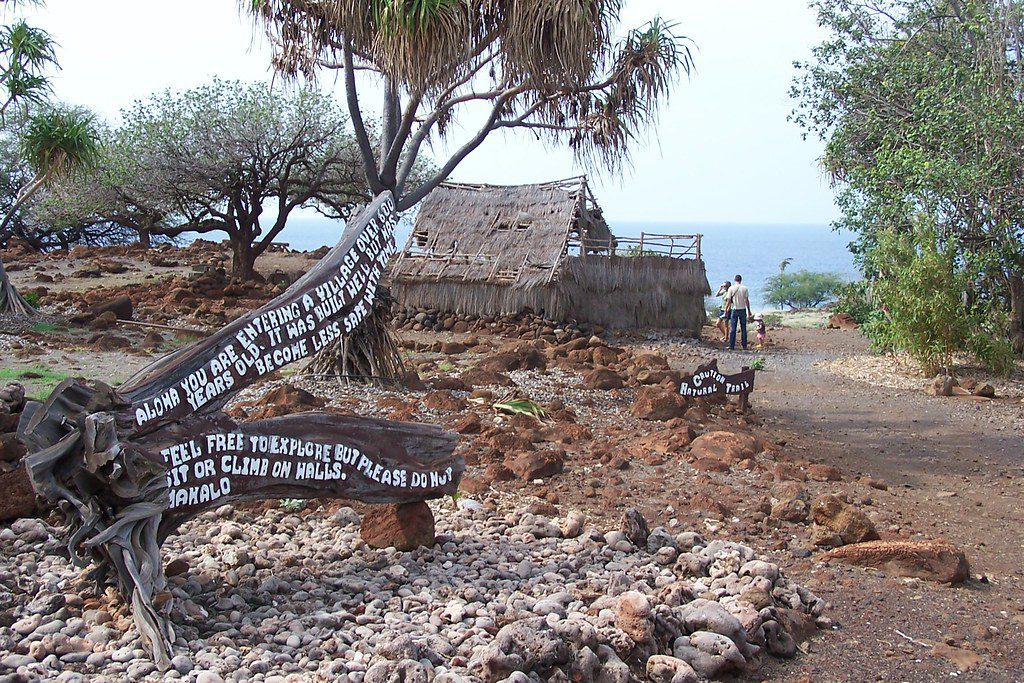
[0,499,825,682]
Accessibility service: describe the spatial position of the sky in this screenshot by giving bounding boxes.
[17,1,838,226]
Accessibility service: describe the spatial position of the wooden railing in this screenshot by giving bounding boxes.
[566,232,702,261]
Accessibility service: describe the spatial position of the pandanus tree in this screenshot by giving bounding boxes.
[246,0,691,379]
[0,107,99,315]
[248,0,691,210]
[0,5,101,316]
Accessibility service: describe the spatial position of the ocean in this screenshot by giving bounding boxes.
[195,217,858,313]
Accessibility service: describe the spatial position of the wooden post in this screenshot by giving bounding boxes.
[738,365,751,413]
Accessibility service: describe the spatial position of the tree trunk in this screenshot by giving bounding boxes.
[0,255,35,316]
[138,228,152,249]
[1008,273,1024,354]
[304,285,406,385]
[229,239,261,283]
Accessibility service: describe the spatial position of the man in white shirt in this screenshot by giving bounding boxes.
[725,274,750,350]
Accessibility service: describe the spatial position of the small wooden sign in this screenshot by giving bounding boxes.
[679,359,755,398]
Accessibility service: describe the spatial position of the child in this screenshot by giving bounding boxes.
[754,313,767,349]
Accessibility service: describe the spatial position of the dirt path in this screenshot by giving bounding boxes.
[718,328,1024,682]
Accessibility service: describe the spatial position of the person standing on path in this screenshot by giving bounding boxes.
[725,274,750,350]
[714,280,732,342]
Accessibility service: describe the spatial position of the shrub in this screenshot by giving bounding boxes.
[22,291,40,307]
[864,229,1014,375]
[833,281,875,325]
[763,270,845,310]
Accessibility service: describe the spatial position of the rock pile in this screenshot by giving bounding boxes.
[394,307,596,341]
[0,501,825,681]
[0,382,35,523]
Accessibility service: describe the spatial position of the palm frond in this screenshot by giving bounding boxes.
[21,106,101,181]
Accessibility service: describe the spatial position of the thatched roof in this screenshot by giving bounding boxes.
[392,177,611,288]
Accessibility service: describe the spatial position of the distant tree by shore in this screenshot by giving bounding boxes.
[763,269,844,310]
[793,0,1024,369]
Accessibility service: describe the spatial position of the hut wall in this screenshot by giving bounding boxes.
[389,255,711,336]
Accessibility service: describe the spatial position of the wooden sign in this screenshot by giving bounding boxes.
[17,192,464,671]
[679,359,755,398]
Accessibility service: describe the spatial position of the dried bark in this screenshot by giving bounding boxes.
[0,256,35,316]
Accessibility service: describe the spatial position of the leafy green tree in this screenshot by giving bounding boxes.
[792,0,1024,356]
[763,269,845,309]
[49,80,375,280]
[247,1,692,211]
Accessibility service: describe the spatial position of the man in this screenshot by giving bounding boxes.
[725,274,750,350]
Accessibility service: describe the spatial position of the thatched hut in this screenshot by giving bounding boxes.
[388,177,710,334]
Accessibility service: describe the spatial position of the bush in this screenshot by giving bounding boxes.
[763,270,845,310]
[833,281,875,324]
[22,291,40,307]
[864,229,1014,375]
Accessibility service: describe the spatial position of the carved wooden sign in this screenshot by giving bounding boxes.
[17,192,464,670]
[679,359,755,398]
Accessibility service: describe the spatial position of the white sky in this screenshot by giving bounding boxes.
[19,0,837,225]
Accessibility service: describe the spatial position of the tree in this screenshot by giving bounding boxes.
[247,1,691,211]
[864,226,1012,374]
[0,6,95,315]
[51,80,374,280]
[792,0,1024,355]
[763,269,844,310]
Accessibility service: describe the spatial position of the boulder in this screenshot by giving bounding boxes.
[770,498,809,523]
[826,312,859,330]
[926,375,957,397]
[359,502,436,551]
[470,617,572,682]
[365,660,430,683]
[824,539,969,584]
[422,390,468,412]
[93,333,131,350]
[689,431,759,465]
[431,376,469,392]
[440,341,468,355]
[141,331,165,349]
[504,450,564,481]
[582,367,624,390]
[620,507,650,546]
[400,370,428,391]
[0,433,26,463]
[672,631,747,679]
[646,655,698,683]
[807,463,843,482]
[630,387,687,421]
[243,384,324,420]
[615,591,653,642]
[88,310,118,330]
[0,464,37,522]
[453,413,482,435]
[90,294,133,320]
[460,368,515,388]
[0,382,26,414]
[476,347,546,373]
[811,495,879,545]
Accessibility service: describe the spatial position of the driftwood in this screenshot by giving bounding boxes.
[17,192,463,670]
